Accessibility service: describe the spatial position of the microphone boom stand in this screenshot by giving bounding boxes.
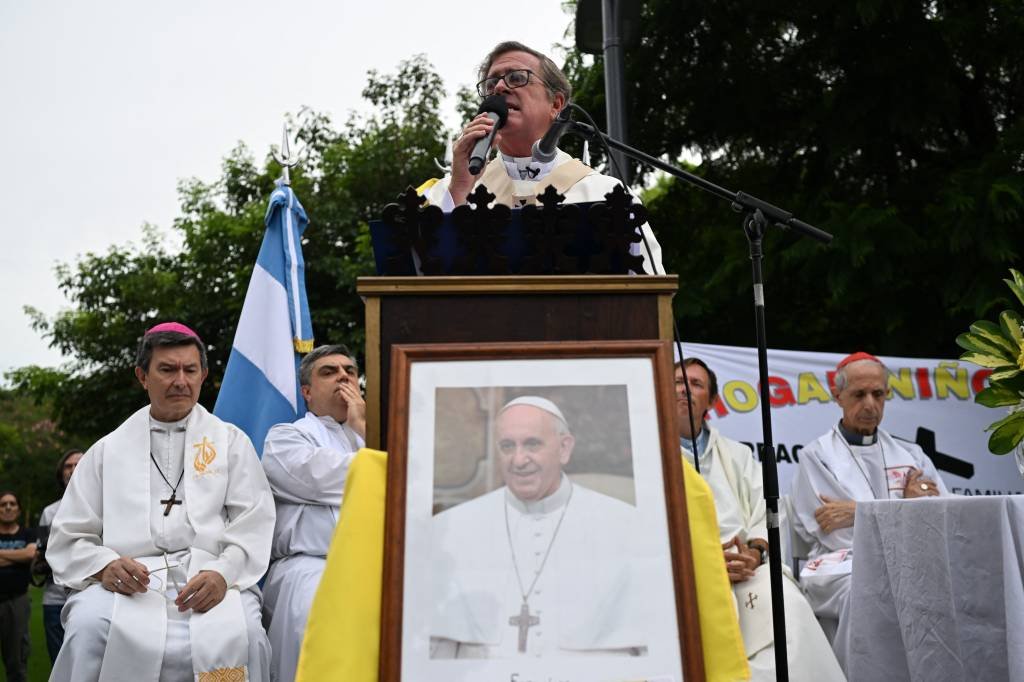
[571,120,832,681]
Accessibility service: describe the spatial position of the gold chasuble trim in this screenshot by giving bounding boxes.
[198,666,247,682]
[478,157,592,206]
[415,177,441,196]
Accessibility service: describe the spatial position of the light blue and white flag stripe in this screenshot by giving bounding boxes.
[214,181,314,455]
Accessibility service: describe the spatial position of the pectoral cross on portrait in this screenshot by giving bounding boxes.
[509,601,540,653]
[745,592,758,609]
[161,492,182,516]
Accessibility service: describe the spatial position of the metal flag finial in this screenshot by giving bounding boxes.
[434,136,454,173]
[273,122,300,186]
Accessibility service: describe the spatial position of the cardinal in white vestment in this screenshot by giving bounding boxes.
[675,359,846,681]
[430,396,650,659]
[47,322,276,682]
[419,40,663,275]
[790,352,947,669]
[261,344,367,682]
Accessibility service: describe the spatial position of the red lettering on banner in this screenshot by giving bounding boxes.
[971,368,993,394]
[766,376,796,407]
[915,367,932,399]
[711,396,729,418]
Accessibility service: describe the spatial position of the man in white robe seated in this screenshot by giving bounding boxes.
[430,396,648,658]
[790,351,947,666]
[675,358,845,681]
[261,344,366,682]
[420,40,663,274]
[47,322,276,682]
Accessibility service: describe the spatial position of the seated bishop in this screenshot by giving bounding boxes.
[790,351,946,669]
[261,344,367,682]
[47,322,276,682]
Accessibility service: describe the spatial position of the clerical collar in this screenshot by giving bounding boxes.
[680,427,710,459]
[500,152,555,181]
[506,473,572,515]
[149,413,189,432]
[838,421,877,446]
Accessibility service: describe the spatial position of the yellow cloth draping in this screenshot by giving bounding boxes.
[681,456,751,681]
[296,449,748,681]
[295,449,387,682]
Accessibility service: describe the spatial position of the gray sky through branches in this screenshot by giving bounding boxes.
[0,0,570,374]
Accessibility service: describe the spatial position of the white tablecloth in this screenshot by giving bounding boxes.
[844,495,1024,681]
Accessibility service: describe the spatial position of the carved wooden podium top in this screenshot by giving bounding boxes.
[370,183,652,277]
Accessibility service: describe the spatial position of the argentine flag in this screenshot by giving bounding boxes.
[215,181,313,455]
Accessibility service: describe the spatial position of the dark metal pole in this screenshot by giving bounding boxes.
[744,210,790,681]
[601,0,631,184]
[567,114,834,680]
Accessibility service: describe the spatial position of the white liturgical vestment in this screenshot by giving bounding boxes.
[790,424,947,668]
[429,476,650,659]
[46,405,275,682]
[683,427,845,682]
[421,149,664,276]
[261,411,365,682]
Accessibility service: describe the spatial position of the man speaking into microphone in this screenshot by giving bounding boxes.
[419,41,663,275]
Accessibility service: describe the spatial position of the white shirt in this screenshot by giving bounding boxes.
[149,415,191,552]
[262,412,364,559]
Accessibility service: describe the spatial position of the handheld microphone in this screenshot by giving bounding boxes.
[468,95,509,175]
[530,106,573,163]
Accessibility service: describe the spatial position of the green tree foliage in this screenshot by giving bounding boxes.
[11,56,448,442]
[0,390,79,523]
[566,0,1023,356]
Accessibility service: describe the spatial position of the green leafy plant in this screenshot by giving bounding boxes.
[956,269,1024,454]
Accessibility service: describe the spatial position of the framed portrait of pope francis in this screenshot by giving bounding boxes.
[381,340,704,682]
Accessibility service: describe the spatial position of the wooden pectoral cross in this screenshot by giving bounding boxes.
[161,492,182,516]
[745,592,758,609]
[509,601,540,653]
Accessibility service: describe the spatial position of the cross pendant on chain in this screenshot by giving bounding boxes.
[160,492,182,516]
[508,600,540,653]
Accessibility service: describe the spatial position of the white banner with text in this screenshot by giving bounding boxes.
[681,342,1023,497]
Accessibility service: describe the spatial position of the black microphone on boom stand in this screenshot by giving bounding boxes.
[531,105,574,163]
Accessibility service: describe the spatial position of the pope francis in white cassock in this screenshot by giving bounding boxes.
[675,359,846,681]
[429,396,650,659]
[47,322,275,682]
[790,352,946,668]
[261,344,366,682]
[419,40,663,276]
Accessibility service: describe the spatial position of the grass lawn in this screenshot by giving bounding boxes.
[29,586,50,682]
[4,585,54,682]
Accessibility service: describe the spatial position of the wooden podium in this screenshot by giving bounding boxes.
[358,274,678,448]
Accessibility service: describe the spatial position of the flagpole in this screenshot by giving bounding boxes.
[273,123,300,186]
[214,118,313,455]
